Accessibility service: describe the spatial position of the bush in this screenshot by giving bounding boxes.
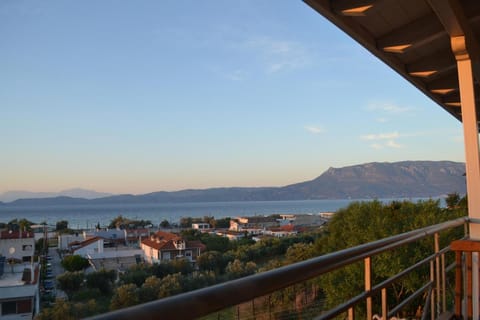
[61,255,90,272]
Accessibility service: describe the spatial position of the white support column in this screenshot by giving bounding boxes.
[455,42,480,238]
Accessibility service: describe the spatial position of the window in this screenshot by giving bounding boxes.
[162,252,171,261]
[2,301,16,315]
[17,299,31,314]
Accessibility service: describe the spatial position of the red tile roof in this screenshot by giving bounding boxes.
[153,231,181,241]
[187,240,206,252]
[0,231,34,239]
[141,231,205,252]
[73,236,102,250]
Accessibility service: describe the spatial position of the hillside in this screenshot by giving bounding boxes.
[277,160,466,199]
[5,161,466,205]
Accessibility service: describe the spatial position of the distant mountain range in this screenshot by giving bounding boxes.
[0,188,112,203]
[1,161,466,206]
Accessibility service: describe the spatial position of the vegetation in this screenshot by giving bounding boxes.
[61,255,90,272]
[37,197,469,319]
[316,198,466,318]
[108,215,152,229]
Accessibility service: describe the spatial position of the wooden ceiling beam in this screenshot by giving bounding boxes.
[426,70,459,91]
[407,48,456,79]
[377,13,445,54]
[428,0,480,60]
[330,0,376,16]
[442,89,480,110]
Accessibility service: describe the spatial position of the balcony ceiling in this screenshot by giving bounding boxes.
[304,0,480,123]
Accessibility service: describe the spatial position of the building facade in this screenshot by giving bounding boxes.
[141,231,205,264]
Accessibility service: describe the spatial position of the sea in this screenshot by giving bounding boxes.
[0,198,444,229]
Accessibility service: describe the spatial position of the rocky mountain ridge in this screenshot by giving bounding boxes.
[2,161,466,205]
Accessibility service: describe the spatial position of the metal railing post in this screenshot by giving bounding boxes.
[364,257,372,320]
[381,288,387,320]
[348,307,354,320]
[434,233,440,317]
[441,252,446,312]
[473,252,479,318]
[430,261,435,320]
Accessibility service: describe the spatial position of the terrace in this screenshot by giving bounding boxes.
[88,1,480,319]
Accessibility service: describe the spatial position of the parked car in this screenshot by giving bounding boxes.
[43,280,54,290]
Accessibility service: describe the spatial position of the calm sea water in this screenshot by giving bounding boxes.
[0,198,442,229]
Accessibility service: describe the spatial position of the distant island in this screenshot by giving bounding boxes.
[1,160,466,206]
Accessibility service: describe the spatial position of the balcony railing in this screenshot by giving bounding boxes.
[88,217,471,320]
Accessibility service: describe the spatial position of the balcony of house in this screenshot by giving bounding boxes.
[86,214,480,320]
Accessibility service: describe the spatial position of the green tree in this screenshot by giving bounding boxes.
[160,219,170,228]
[73,299,99,318]
[110,283,139,310]
[61,255,90,272]
[225,259,257,280]
[158,273,183,298]
[86,269,117,294]
[120,265,150,287]
[285,242,315,264]
[139,275,161,302]
[169,258,194,275]
[56,220,69,231]
[183,271,217,292]
[8,218,34,231]
[36,299,75,320]
[203,216,216,228]
[197,251,228,274]
[179,217,193,228]
[201,233,230,252]
[317,199,463,317]
[57,271,84,297]
[445,192,461,209]
[215,217,231,228]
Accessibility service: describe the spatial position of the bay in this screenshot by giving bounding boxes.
[0,198,441,229]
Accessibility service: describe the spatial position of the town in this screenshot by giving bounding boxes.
[0,212,333,319]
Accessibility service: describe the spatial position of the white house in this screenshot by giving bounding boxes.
[192,223,210,231]
[83,229,126,246]
[72,237,104,257]
[141,231,205,264]
[0,257,40,320]
[58,234,85,250]
[0,231,35,263]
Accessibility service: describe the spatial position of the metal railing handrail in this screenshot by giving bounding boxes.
[88,217,467,320]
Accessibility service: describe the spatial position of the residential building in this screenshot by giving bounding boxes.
[58,233,84,250]
[279,214,327,227]
[71,237,104,257]
[141,231,205,264]
[229,216,278,232]
[0,231,35,263]
[29,225,56,242]
[83,229,126,247]
[192,223,210,231]
[88,248,143,272]
[125,229,149,247]
[0,257,40,320]
[264,225,298,238]
[215,230,245,241]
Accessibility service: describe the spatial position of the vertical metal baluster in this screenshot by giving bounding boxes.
[434,233,440,317]
[365,257,372,320]
[381,288,387,320]
[430,261,435,320]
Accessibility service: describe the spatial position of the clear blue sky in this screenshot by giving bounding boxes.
[0,1,465,195]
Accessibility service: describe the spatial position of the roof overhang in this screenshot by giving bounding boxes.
[304,0,480,124]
